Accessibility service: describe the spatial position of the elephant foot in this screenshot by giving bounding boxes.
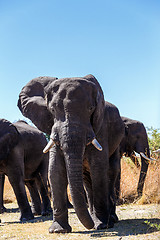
[92,215,107,230]
[110,213,119,223]
[31,206,41,216]
[92,214,114,230]
[94,220,114,230]
[32,210,41,216]
[0,206,7,214]
[49,221,72,233]
[94,222,107,230]
[20,212,34,222]
[94,221,114,229]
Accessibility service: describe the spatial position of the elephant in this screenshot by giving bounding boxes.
[0,119,52,221]
[18,74,125,233]
[116,116,154,198]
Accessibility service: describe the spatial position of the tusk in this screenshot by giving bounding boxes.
[140,152,157,161]
[92,138,103,151]
[153,149,160,153]
[43,138,55,153]
[134,151,140,158]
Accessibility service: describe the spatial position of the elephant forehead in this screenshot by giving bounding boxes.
[51,78,93,95]
[48,79,96,112]
[67,85,88,99]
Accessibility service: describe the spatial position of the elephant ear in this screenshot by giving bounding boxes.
[18,77,57,135]
[84,74,105,134]
[0,119,19,161]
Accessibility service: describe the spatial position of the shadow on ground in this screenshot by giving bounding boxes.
[1,207,53,224]
[2,207,19,213]
[75,218,160,238]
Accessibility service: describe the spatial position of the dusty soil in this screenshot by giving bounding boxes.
[0,202,160,239]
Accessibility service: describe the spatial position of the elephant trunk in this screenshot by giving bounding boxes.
[137,143,150,196]
[65,156,94,229]
[62,134,94,229]
[137,157,149,196]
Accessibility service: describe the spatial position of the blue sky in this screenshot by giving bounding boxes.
[0,0,160,128]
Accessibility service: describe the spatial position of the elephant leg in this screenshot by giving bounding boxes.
[109,149,120,224]
[0,174,7,213]
[48,180,72,209]
[137,156,149,197]
[25,180,42,215]
[48,147,71,233]
[88,151,112,230]
[8,173,34,221]
[35,173,52,216]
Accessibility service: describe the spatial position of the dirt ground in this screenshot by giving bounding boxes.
[0,202,160,240]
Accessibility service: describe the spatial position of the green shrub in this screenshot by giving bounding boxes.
[147,127,160,151]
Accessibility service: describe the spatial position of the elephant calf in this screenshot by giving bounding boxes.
[0,119,52,221]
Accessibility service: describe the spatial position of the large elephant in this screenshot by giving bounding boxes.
[18,74,125,233]
[0,119,52,221]
[117,116,153,198]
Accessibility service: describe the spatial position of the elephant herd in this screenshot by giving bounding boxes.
[0,74,155,233]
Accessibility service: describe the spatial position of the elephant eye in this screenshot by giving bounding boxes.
[48,101,56,112]
[49,105,55,113]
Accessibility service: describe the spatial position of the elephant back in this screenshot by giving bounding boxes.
[0,119,19,161]
[14,120,47,151]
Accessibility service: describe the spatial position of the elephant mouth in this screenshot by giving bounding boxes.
[43,137,103,153]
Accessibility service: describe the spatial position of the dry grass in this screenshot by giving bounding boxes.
[120,154,160,204]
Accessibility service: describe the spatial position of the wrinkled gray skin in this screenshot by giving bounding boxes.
[116,116,150,198]
[18,75,125,233]
[0,119,52,221]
